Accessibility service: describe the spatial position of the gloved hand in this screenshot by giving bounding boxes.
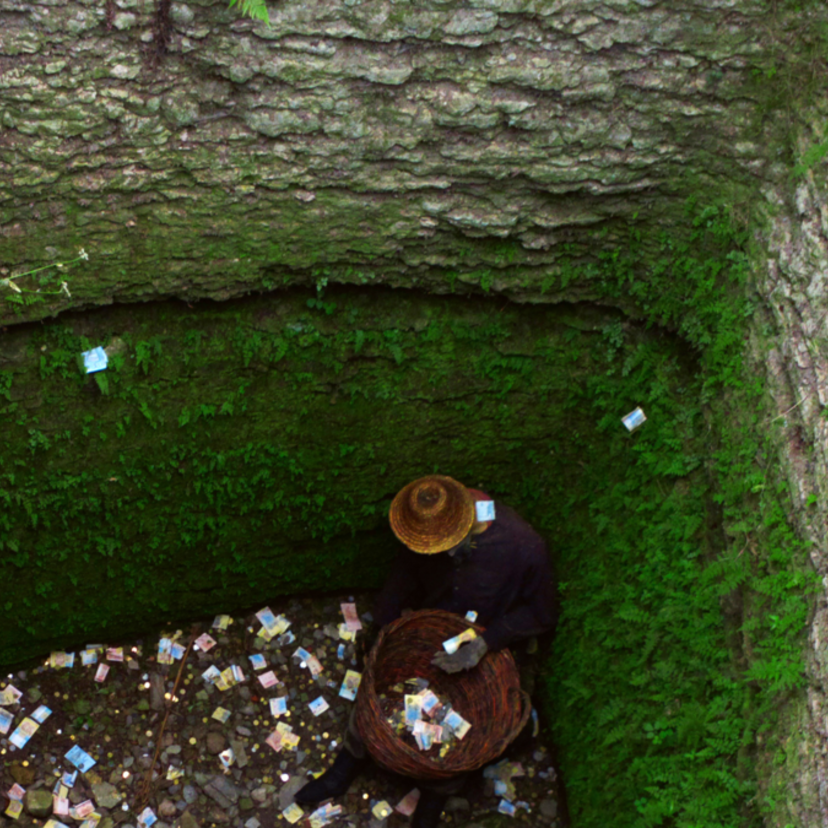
[431,636,488,673]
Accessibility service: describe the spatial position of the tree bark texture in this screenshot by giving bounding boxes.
[748,110,828,827]
[0,0,782,324]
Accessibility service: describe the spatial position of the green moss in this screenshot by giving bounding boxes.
[0,290,622,665]
[0,198,814,828]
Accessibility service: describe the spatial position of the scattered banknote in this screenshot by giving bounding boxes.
[219,748,235,769]
[258,671,279,689]
[371,801,392,820]
[309,803,341,828]
[202,666,221,684]
[269,697,288,717]
[137,807,157,828]
[73,801,95,819]
[340,602,362,632]
[444,709,472,740]
[420,690,443,718]
[106,648,123,662]
[338,670,362,701]
[212,615,232,631]
[404,695,423,728]
[622,406,647,432]
[248,654,267,670]
[281,804,304,825]
[442,628,477,655]
[212,707,231,723]
[395,789,421,816]
[94,664,109,683]
[498,800,516,816]
[0,707,13,734]
[293,647,312,663]
[0,685,23,705]
[65,745,97,773]
[81,650,98,667]
[337,624,355,642]
[195,634,217,652]
[308,696,330,717]
[5,800,23,819]
[31,705,52,723]
[465,610,478,623]
[412,720,442,750]
[256,608,291,638]
[7,784,25,801]
[157,639,174,665]
[281,731,300,750]
[10,717,39,749]
[266,730,284,753]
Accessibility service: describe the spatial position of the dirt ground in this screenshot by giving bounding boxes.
[0,592,562,828]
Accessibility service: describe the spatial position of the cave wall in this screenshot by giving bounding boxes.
[744,109,828,827]
[0,0,786,323]
[0,289,621,664]
[2,0,828,826]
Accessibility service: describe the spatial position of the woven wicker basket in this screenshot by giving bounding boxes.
[355,609,531,780]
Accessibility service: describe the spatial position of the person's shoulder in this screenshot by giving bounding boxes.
[492,502,547,550]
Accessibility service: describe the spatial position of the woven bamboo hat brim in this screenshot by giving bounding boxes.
[389,475,475,554]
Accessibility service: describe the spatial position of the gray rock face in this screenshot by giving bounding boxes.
[540,798,558,818]
[278,777,307,811]
[202,775,241,810]
[24,789,53,818]
[0,0,797,328]
[205,732,226,755]
[92,782,123,810]
[229,739,248,769]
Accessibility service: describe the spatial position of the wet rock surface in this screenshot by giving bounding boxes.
[0,593,561,827]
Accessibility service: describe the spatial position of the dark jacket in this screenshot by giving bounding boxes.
[374,501,558,652]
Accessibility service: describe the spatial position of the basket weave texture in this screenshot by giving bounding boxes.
[355,609,530,780]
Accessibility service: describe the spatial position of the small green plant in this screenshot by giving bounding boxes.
[1,248,87,306]
[228,0,270,25]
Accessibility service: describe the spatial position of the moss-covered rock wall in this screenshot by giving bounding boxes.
[3,0,828,825]
[0,288,624,663]
[0,0,797,324]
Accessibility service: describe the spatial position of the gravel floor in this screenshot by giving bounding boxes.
[0,592,561,828]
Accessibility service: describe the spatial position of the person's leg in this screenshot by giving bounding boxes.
[342,704,367,759]
[294,707,367,804]
[411,772,470,828]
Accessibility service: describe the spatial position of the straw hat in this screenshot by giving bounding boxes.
[389,475,475,554]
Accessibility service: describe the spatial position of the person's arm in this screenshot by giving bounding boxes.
[373,548,424,628]
[481,542,558,652]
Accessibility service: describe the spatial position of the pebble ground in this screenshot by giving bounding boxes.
[0,593,562,828]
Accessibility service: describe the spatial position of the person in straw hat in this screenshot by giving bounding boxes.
[295,474,558,828]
